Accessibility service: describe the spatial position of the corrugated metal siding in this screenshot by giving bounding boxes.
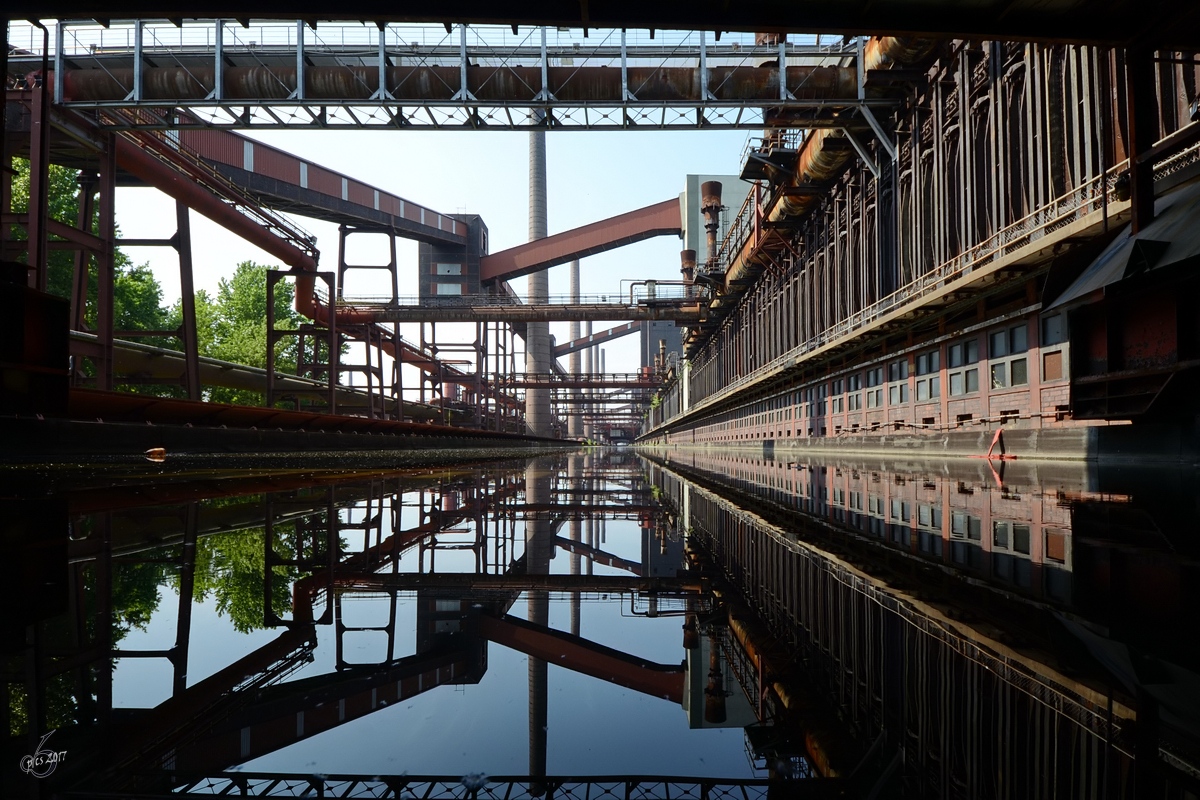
[252,145,301,183]
[348,181,373,208]
[181,129,242,168]
[307,165,341,197]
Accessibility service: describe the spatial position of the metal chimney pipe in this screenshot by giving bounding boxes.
[700,180,723,270]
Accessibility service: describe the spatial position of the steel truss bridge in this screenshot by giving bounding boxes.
[7,20,900,131]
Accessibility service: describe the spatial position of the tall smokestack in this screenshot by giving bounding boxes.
[700,181,723,271]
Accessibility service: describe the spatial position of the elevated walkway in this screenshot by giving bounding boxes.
[180,126,466,244]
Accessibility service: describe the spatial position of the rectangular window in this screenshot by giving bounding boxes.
[889,359,909,382]
[1013,524,1031,555]
[930,376,940,398]
[991,363,1007,389]
[917,381,928,402]
[1042,314,1066,346]
[435,262,463,275]
[993,521,1010,549]
[966,369,979,393]
[1010,324,1028,353]
[889,385,899,405]
[950,373,964,395]
[1011,358,1028,386]
[916,349,940,375]
[990,331,1008,358]
[436,283,463,295]
[1043,351,1064,381]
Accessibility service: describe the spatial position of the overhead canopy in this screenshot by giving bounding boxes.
[1047,181,1200,311]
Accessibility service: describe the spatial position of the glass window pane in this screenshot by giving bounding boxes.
[930,376,940,398]
[949,344,963,368]
[1011,358,1028,385]
[991,363,1008,389]
[990,331,1008,358]
[900,384,909,402]
[931,350,940,371]
[889,386,899,405]
[966,369,979,393]
[1042,315,1065,345]
[968,517,982,540]
[917,380,929,401]
[1013,525,1031,554]
[1011,324,1028,353]
[917,354,929,375]
[966,340,979,363]
[993,521,1010,548]
[950,373,964,396]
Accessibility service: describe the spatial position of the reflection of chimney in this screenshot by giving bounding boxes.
[704,635,727,724]
[700,181,723,271]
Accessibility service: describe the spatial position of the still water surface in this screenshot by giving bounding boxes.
[3,449,1198,798]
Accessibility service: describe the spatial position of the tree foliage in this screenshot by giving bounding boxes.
[11,158,308,404]
[193,261,301,405]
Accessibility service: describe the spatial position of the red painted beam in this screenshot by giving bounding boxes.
[478,613,684,704]
[480,199,682,282]
[554,321,643,357]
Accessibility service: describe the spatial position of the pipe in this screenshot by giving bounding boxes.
[768,36,937,222]
[50,65,858,104]
[113,136,520,412]
[719,36,936,292]
[700,181,723,271]
[679,249,697,283]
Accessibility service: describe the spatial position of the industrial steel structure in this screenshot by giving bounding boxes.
[642,37,1200,457]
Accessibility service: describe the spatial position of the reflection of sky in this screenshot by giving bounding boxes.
[110,487,755,778]
[243,597,753,779]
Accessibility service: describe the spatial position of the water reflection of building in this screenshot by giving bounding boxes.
[645,450,1200,797]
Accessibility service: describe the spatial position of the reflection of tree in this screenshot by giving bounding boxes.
[7,555,169,737]
[191,523,305,634]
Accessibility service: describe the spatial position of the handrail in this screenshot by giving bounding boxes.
[672,149,1171,421]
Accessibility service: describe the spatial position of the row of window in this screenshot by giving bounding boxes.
[694,315,1068,439]
[762,315,1067,418]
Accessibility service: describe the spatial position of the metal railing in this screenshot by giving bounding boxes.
[9,20,852,63]
[8,20,880,131]
[505,372,660,384]
[340,286,701,308]
[677,147,1177,419]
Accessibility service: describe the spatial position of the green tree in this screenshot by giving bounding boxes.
[8,157,173,348]
[190,261,302,406]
